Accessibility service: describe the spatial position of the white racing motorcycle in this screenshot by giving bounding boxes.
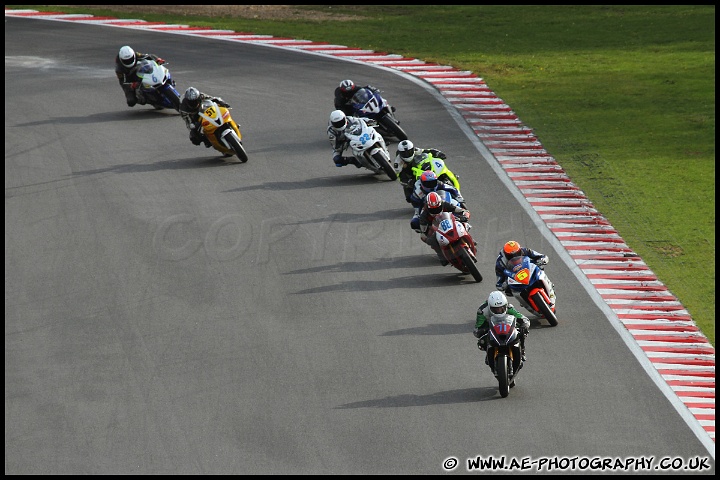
[132,59,181,111]
[344,117,397,181]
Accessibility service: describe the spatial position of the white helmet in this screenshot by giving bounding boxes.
[488,291,508,315]
[118,45,136,68]
[329,110,348,131]
[397,140,416,162]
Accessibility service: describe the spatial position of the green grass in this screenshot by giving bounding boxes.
[13,5,715,345]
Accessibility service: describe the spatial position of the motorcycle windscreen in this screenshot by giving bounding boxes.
[351,88,378,114]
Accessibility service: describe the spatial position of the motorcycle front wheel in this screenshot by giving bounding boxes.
[379,113,408,142]
[496,354,511,398]
[530,291,558,326]
[458,247,483,283]
[227,135,249,163]
[371,151,398,181]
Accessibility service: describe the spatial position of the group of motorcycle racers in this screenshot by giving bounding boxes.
[115,45,233,152]
[326,79,558,367]
[116,48,556,371]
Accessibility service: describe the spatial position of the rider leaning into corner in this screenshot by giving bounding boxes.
[417,191,471,266]
[395,140,448,203]
[333,79,381,116]
[326,110,364,168]
[495,240,556,307]
[179,86,231,149]
[409,171,465,231]
[114,45,165,107]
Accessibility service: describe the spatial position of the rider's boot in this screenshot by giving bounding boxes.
[135,88,146,105]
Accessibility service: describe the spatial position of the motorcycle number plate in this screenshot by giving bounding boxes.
[514,268,531,284]
[363,96,379,113]
[493,323,511,334]
[359,133,371,145]
[204,106,216,116]
[439,219,453,232]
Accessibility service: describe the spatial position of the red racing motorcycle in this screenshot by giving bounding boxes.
[429,211,483,283]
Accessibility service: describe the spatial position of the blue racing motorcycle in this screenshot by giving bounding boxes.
[504,256,558,326]
[350,87,408,142]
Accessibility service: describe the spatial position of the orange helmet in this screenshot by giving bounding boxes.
[503,240,521,259]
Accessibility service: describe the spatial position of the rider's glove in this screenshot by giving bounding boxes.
[519,316,530,332]
[156,58,166,65]
[536,256,549,266]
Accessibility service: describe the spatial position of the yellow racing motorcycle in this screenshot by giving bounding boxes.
[197,98,248,162]
[411,153,461,191]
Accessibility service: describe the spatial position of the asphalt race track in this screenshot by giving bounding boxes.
[4,14,715,474]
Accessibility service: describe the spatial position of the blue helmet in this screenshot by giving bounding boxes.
[420,171,438,193]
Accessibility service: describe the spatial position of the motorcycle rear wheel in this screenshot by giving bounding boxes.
[379,114,408,142]
[530,291,558,326]
[497,354,510,398]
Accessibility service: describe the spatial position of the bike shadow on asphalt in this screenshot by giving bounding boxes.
[14,109,178,128]
[335,387,498,409]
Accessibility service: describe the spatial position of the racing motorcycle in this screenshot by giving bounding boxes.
[196,98,248,162]
[345,117,397,180]
[484,313,524,398]
[504,256,558,326]
[411,153,461,191]
[132,59,181,111]
[350,87,408,142]
[429,209,482,282]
